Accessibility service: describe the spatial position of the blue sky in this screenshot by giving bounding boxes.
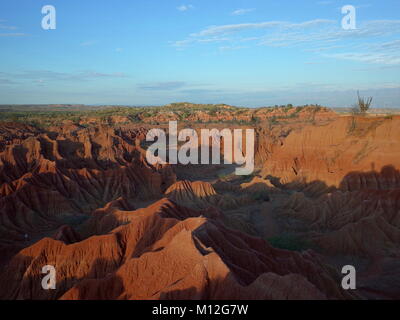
[0,0,399,107]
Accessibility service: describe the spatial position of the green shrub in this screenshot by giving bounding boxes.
[252,190,270,201]
[268,234,313,252]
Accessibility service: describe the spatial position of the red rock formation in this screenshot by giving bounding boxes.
[0,125,176,248]
[165,180,251,210]
[256,116,400,298]
[165,180,219,209]
[261,116,400,187]
[0,199,353,300]
[273,167,400,299]
[1,109,399,300]
[53,225,81,244]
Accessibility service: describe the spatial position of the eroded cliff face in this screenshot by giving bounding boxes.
[257,116,400,299]
[0,198,353,300]
[0,110,399,300]
[261,116,400,188]
[0,124,176,263]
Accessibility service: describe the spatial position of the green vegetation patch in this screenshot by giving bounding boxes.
[267,234,313,252]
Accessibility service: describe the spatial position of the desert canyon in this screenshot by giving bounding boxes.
[0,104,399,300]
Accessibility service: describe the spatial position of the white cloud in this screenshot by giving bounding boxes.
[172,17,400,67]
[177,4,194,12]
[0,20,25,37]
[80,40,97,46]
[324,52,400,65]
[0,70,128,84]
[190,19,335,37]
[255,20,400,50]
[171,37,230,49]
[355,4,372,9]
[0,24,17,30]
[0,33,26,37]
[138,81,187,91]
[176,18,400,48]
[231,8,255,16]
[219,45,247,52]
[376,39,400,51]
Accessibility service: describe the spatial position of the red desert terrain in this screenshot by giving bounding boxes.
[0,105,399,300]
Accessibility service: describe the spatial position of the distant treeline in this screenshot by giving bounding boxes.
[0,103,326,128]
